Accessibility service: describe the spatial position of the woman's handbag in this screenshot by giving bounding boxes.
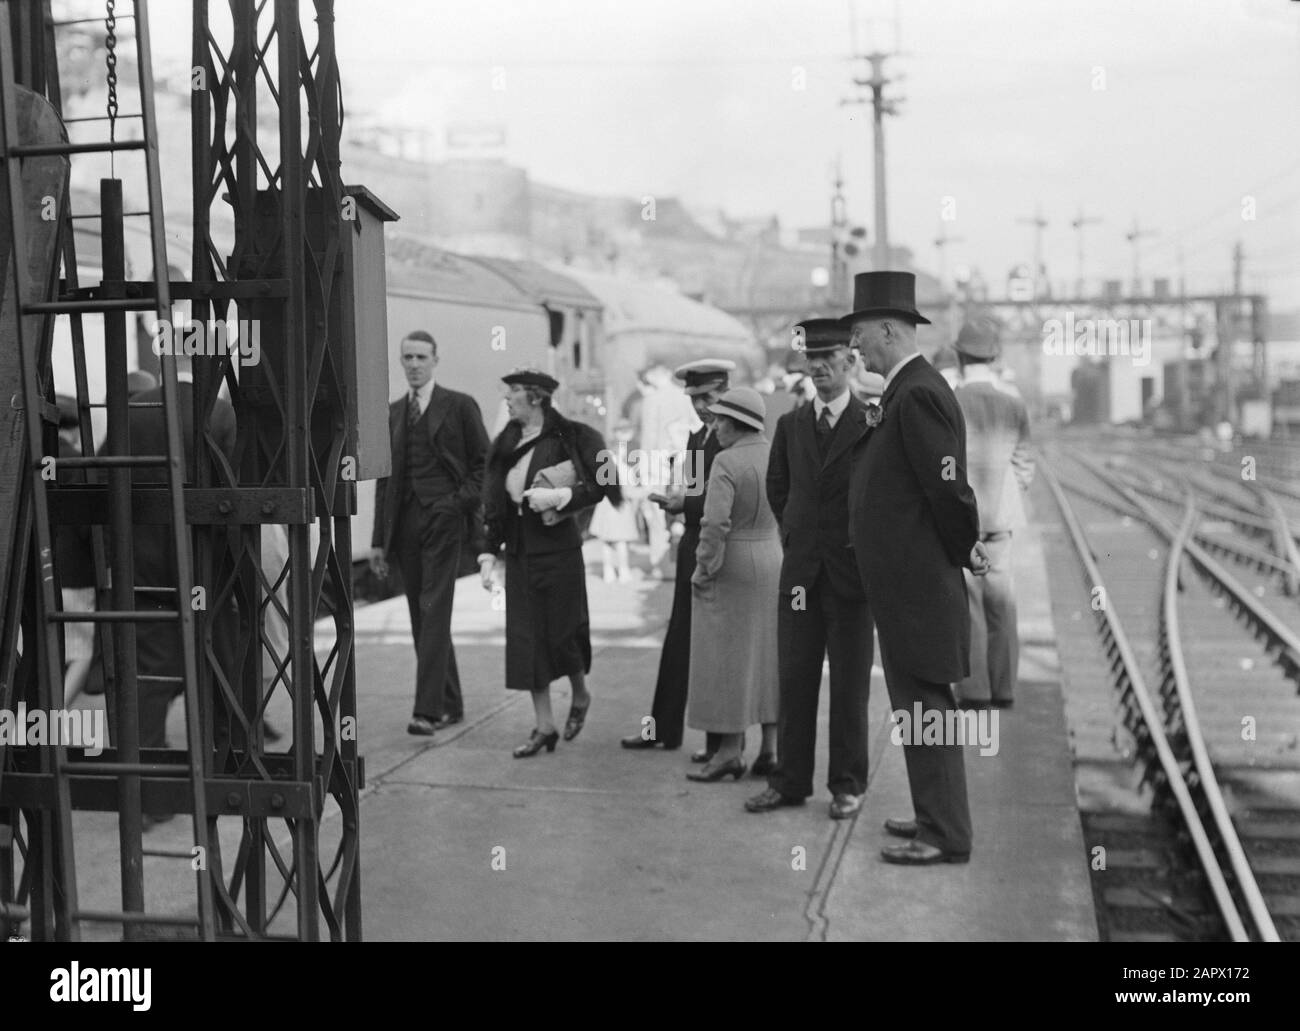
[530,460,577,526]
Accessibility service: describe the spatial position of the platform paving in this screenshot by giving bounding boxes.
[60,511,1096,940]
[348,514,1096,941]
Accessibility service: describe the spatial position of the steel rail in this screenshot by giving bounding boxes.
[1073,452,1300,693]
[1063,477,1297,588]
[1159,503,1280,941]
[1040,459,1250,941]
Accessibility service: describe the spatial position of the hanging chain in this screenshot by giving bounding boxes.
[104,0,118,175]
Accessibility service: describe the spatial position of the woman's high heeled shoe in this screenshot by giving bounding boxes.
[563,698,591,742]
[513,728,559,758]
[685,756,747,782]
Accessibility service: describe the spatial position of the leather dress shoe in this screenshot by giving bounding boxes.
[749,752,777,777]
[620,734,658,749]
[407,717,437,736]
[690,748,714,764]
[990,698,1014,709]
[828,793,863,820]
[513,728,559,758]
[686,757,746,782]
[744,787,804,813]
[956,698,992,711]
[881,840,969,865]
[433,714,463,730]
[563,698,591,742]
[884,817,918,839]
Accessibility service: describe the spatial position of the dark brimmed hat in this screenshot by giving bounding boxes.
[502,366,559,393]
[839,271,931,326]
[674,358,735,396]
[127,369,158,396]
[954,317,1001,360]
[707,386,766,433]
[794,318,852,356]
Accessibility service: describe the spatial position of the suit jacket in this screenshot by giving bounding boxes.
[372,384,490,554]
[849,356,979,682]
[953,374,1034,534]
[768,394,869,601]
[482,408,616,558]
[124,381,237,589]
[680,424,722,530]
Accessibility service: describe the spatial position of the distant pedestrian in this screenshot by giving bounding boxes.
[952,317,1034,709]
[589,421,642,582]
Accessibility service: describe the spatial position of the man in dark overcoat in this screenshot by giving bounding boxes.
[844,272,989,864]
[745,320,874,819]
[620,359,733,757]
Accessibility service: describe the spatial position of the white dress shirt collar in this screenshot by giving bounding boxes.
[813,387,851,425]
[408,378,435,414]
[882,350,924,396]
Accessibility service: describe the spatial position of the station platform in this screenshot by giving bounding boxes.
[62,512,1096,941]
[343,514,1097,941]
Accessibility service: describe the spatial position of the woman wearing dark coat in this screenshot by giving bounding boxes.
[478,368,621,757]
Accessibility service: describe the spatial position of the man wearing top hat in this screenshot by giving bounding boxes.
[744,319,874,819]
[621,359,733,758]
[951,316,1034,709]
[843,271,990,865]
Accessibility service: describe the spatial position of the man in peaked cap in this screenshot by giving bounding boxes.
[745,320,874,819]
[843,271,989,865]
[951,316,1034,710]
[622,358,733,757]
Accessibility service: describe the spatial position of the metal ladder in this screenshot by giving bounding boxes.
[0,0,214,940]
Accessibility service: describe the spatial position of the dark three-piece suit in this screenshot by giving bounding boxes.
[766,394,874,800]
[373,383,489,722]
[849,355,980,855]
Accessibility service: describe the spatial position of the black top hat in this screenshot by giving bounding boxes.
[502,367,560,392]
[794,318,852,355]
[839,271,931,326]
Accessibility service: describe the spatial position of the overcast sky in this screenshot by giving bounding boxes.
[139,0,1300,308]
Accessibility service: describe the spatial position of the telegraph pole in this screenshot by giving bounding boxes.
[1125,218,1157,294]
[844,50,903,270]
[828,159,845,308]
[1070,206,1101,296]
[1017,204,1048,298]
[933,222,964,291]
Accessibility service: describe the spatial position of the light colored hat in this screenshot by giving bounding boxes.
[707,386,766,432]
[954,317,1001,360]
[674,358,736,396]
[858,371,885,398]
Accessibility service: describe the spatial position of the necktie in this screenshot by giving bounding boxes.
[407,389,421,428]
[816,407,832,459]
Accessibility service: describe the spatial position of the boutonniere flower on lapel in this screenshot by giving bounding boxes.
[863,403,884,428]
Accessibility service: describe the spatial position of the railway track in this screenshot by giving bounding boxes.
[1040,441,1300,942]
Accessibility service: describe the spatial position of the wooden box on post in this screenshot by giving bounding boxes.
[336,185,398,488]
